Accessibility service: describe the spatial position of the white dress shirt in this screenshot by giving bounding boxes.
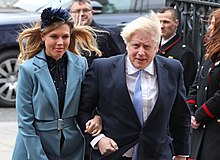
[123,56,158,157]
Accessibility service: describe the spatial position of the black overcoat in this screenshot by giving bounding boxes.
[82,20,125,67]
[158,34,197,94]
[187,53,220,160]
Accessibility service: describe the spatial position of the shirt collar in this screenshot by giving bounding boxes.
[126,56,155,76]
[161,33,176,46]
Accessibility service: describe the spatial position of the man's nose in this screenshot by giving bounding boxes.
[138,47,145,55]
[160,22,165,28]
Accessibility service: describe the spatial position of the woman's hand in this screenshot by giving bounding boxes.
[85,115,102,136]
[191,115,200,129]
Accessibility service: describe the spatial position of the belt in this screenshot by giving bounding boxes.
[34,117,76,131]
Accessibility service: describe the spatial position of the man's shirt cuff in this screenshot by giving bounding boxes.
[90,133,106,149]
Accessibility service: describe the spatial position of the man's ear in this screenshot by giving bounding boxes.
[175,19,179,27]
[92,9,94,15]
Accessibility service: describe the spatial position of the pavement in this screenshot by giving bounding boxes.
[0,122,17,160]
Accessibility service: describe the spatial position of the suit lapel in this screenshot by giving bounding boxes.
[33,50,59,114]
[111,55,141,125]
[145,56,169,123]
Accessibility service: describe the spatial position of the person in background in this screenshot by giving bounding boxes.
[156,7,197,94]
[12,7,102,160]
[78,11,191,160]
[70,0,125,66]
[187,8,220,160]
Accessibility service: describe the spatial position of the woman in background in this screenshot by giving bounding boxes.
[187,8,220,160]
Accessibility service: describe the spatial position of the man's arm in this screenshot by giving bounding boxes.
[77,62,100,141]
[169,62,191,156]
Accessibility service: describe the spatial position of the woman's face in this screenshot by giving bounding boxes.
[41,24,70,60]
[208,16,215,36]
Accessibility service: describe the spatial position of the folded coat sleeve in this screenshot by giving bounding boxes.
[187,67,200,115]
[195,90,220,123]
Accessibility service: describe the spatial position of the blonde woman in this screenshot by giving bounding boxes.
[12,7,101,160]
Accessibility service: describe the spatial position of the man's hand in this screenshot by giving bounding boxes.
[97,137,118,155]
[173,156,187,160]
[85,115,102,136]
[191,115,200,129]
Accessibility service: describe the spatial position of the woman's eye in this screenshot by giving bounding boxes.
[63,35,69,39]
[50,35,57,39]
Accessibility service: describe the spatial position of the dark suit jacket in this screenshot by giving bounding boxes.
[82,20,125,67]
[78,54,191,160]
[158,34,197,94]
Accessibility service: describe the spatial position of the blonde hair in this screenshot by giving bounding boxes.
[121,11,161,46]
[18,18,102,63]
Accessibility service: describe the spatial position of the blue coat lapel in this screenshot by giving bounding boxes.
[33,50,59,114]
[64,52,83,114]
[32,50,85,116]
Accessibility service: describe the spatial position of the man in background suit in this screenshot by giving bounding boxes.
[70,0,125,66]
[157,7,197,94]
[78,11,191,160]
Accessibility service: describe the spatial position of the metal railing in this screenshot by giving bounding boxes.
[173,0,220,62]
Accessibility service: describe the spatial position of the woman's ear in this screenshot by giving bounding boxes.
[41,33,45,42]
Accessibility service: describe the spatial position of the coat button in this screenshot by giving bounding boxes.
[205,87,207,91]
[140,130,143,135]
[203,125,206,128]
[197,85,199,89]
[217,119,220,123]
[195,105,197,108]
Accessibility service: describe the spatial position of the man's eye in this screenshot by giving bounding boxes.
[82,8,91,12]
[132,44,139,47]
[71,9,80,13]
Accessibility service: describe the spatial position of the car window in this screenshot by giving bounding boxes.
[98,0,166,13]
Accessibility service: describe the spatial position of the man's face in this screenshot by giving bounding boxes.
[70,2,93,26]
[127,31,158,69]
[157,11,179,40]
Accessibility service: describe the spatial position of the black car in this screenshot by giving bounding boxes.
[0,7,40,107]
[0,0,166,107]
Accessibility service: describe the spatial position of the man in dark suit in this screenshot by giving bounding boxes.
[70,0,125,66]
[78,11,191,160]
[157,7,197,94]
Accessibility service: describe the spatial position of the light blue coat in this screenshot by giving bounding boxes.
[12,50,88,160]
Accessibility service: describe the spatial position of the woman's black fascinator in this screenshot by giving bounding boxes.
[41,7,72,28]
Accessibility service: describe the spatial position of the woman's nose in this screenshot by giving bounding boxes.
[57,37,63,44]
